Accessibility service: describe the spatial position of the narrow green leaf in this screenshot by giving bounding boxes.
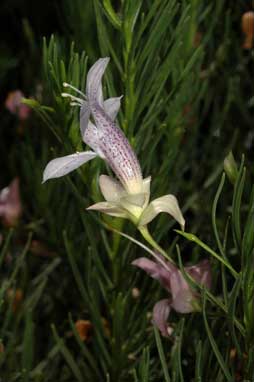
[0,228,13,269]
[103,0,122,29]
[154,327,171,382]
[232,156,245,248]
[63,231,111,368]
[176,319,185,382]
[212,173,226,258]
[194,340,203,382]
[52,325,83,382]
[69,314,102,379]
[227,276,242,357]
[177,246,244,336]
[176,230,238,278]
[242,185,254,260]
[138,347,150,382]
[22,310,34,382]
[202,292,233,382]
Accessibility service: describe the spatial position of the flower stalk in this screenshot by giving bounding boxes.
[138,225,175,264]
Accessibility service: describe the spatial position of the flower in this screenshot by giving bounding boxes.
[5,90,31,120]
[30,240,57,258]
[241,11,254,50]
[43,58,185,229]
[74,319,93,342]
[132,255,211,337]
[0,342,4,354]
[6,288,24,313]
[0,178,22,227]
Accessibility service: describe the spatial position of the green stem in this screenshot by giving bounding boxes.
[138,226,175,264]
[175,230,238,278]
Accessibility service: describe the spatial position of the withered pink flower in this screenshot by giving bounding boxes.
[43,58,185,230]
[5,90,30,121]
[0,178,22,227]
[132,255,211,337]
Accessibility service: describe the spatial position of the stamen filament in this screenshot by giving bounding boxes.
[70,102,82,106]
[61,93,84,104]
[63,82,86,98]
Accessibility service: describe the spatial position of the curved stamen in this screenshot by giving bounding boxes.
[70,102,82,107]
[61,93,84,105]
[63,83,86,98]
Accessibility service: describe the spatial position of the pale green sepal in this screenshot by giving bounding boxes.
[86,201,128,218]
[142,176,151,208]
[99,175,126,202]
[119,195,145,221]
[121,193,146,207]
[138,194,185,230]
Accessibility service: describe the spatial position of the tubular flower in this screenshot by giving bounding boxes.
[43,58,185,229]
[132,255,212,337]
[5,90,31,120]
[0,178,22,227]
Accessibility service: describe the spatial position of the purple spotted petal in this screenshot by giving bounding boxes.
[90,104,143,194]
[84,58,143,194]
[80,101,90,138]
[82,121,106,159]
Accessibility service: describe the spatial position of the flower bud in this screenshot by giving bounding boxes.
[223,151,238,184]
[242,11,254,50]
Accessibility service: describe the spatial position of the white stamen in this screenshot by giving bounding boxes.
[61,93,84,104]
[70,102,82,107]
[63,82,86,98]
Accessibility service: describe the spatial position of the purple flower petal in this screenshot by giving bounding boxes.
[85,58,143,194]
[132,257,174,292]
[80,101,90,138]
[5,90,23,114]
[90,105,143,194]
[86,58,109,104]
[133,254,212,315]
[185,259,212,290]
[83,121,106,159]
[170,269,196,313]
[0,178,22,227]
[42,151,97,182]
[104,96,122,120]
[170,260,212,313]
[152,299,172,337]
